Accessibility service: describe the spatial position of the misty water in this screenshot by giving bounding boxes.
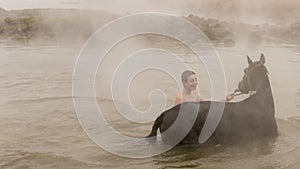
[1,38,300,169]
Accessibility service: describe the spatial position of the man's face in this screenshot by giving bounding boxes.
[183,74,198,90]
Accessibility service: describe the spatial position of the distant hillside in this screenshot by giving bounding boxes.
[0,8,299,48]
[184,14,300,47]
[0,8,119,42]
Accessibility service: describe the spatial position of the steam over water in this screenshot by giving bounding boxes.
[0,37,300,169]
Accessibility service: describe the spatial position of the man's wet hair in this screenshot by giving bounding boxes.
[181,70,195,83]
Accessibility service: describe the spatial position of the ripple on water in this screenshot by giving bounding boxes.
[0,151,101,169]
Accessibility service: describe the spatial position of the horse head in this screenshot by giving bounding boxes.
[237,53,269,94]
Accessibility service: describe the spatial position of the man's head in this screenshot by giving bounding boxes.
[181,70,198,91]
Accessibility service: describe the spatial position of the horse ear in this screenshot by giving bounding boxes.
[247,55,253,65]
[260,53,265,64]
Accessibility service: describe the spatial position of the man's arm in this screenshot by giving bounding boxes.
[197,94,204,102]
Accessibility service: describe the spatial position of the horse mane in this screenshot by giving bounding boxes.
[250,63,271,91]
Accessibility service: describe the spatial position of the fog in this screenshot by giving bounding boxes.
[1,0,300,25]
[1,1,300,168]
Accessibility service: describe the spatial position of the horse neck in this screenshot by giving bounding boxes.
[251,76,275,111]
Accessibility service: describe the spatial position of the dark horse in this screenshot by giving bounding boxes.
[146,54,278,145]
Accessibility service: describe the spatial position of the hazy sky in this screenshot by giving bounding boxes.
[1,0,300,25]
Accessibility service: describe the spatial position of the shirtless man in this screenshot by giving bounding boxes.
[175,70,234,105]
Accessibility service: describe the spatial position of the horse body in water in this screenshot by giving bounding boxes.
[146,54,278,145]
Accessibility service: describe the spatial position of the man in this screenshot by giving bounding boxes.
[175,70,234,105]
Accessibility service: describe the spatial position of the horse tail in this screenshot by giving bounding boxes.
[146,113,164,138]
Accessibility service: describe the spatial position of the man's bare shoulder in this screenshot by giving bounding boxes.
[175,93,183,105]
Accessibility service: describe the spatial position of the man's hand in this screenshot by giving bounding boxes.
[226,93,235,101]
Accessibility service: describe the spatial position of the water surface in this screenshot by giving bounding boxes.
[0,40,300,169]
